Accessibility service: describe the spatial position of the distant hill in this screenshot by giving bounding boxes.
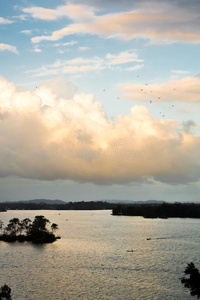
[135,200,165,205]
[99,199,165,205]
[17,199,66,205]
[1,199,164,205]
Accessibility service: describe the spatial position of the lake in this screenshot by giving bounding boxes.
[0,210,199,299]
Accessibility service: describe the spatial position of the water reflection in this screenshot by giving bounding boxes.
[0,210,199,299]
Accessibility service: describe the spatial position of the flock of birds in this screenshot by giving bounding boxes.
[103,75,177,118]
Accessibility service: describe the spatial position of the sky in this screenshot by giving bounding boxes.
[0,0,200,202]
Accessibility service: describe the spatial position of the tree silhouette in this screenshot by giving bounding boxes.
[51,223,58,233]
[0,221,3,234]
[30,216,50,233]
[4,218,21,236]
[21,218,32,235]
[29,216,58,243]
[0,215,59,243]
[180,262,200,298]
[0,284,12,300]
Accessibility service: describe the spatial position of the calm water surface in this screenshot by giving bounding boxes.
[0,210,199,299]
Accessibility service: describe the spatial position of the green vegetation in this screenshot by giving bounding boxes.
[180,262,200,298]
[0,216,59,243]
[112,202,200,218]
[0,285,12,300]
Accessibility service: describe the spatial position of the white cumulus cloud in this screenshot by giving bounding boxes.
[0,43,19,54]
[0,76,199,185]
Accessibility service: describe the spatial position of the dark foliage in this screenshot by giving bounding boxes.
[180,262,200,298]
[0,216,59,244]
[0,201,116,211]
[0,284,12,300]
[112,202,200,218]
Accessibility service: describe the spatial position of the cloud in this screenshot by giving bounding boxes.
[63,65,100,73]
[178,108,195,114]
[125,64,144,71]
[29,2,200,44]
[171,70,190,75]
[0,17,14,24]
[182,120,196,133]
[23,4,95,21]
[21,29,32,35]
[121,77,200,103]
[62,41,78,46]
[78,46,90,51]
[106,50,143,65]
[27,50,143,77]
[31,56,102,77]
[33,46,42,53]
[0,75,199,185]
[0,43,19,54]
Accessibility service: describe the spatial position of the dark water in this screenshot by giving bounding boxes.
[0,210,199,299]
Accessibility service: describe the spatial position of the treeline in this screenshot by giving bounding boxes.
[0,201,116,211]
[112,202,200,218]
[1,201,200,218]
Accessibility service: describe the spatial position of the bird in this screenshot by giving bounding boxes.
[150,100,152,103]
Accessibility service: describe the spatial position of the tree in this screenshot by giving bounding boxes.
[29,216,58,243]
[21,218,32,235]
[0,221,3,234]
[51,223,59,233]
[0,215,59,243]
[0,284,12,300]
[4,218,21,236]
[30,216,50,233]
[180,262,200,298]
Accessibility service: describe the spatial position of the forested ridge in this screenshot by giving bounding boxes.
[112,202,200,218]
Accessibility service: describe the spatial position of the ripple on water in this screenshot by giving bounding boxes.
[0,210,199,299]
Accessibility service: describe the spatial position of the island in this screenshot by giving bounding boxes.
[0,215,60,243]
[112,202,200,218]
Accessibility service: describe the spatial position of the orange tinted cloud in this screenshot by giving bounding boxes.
[29,4,200,44]
[121,77,200,103]
[0,76,199,184]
